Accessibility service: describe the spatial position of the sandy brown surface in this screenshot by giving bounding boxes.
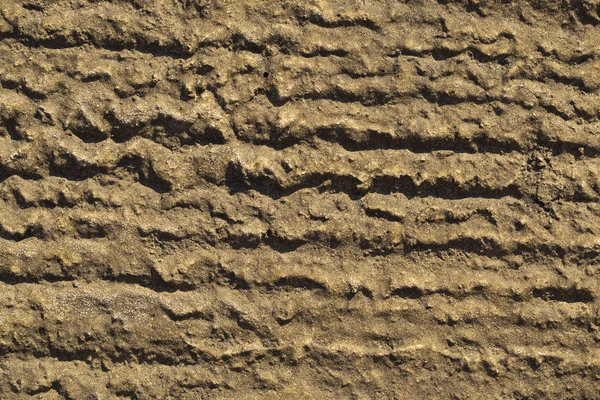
[1,0,600,398]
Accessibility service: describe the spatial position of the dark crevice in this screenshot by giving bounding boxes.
[107,270,196,293]
[161,307,214,322]
[297,48,350,58]
[0,273,73,286]
[532,286,595,303]
[273,276,327,291]
[391,286,424,299]
[364,208,404,222]
[263,233,306,253]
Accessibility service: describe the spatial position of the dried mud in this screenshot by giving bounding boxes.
[1,0,600,398]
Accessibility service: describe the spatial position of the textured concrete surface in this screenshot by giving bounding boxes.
[1,0,600,398]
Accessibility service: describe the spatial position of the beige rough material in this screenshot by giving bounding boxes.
[1,0,600,398]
